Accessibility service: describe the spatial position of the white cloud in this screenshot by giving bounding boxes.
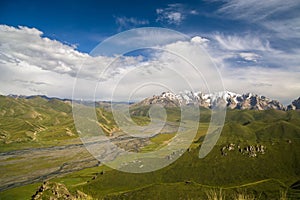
[0,25,221,100]
[205,33,274,67]
[213,34,271,51]
[0,25,142,98]
[190,10,198,15]
[217,0,299,21]
[201,32,300,104]
[239,52,260,62]
[262,18,300,39]
[215,0,300,41]
[0,25,87,75]
[115,16,149,30]
[156,9,184,25]
[220,65,300,105]
[0,25,299,104]
[156,3,198,25]
[191,36,209,46]
[0,25,154,82]
[209,33,300,71]
[206,1,300,102]
[167,12,182,24]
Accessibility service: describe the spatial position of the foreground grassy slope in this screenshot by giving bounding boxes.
[76,107,300,199]
[53,107,300,199]
[74,141,299,199]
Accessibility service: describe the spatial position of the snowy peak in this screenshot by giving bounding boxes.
[135,91,287,111]
[287,97,300,110]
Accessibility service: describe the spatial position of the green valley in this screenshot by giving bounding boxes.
[0,95,300,199]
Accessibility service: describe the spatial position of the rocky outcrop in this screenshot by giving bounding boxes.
[32,181,92,200]
[241,144,265,157]
[221,143,265,157]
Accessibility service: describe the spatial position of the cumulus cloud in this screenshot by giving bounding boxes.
[0,25,153,81]
[191,36,209,47]
[0,25,220,100]
[0,25,299,104]
[0,25,143,98]
[0,25,86,75]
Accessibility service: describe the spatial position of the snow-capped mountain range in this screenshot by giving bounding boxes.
[6,92,300,111]
[135,91,300,111]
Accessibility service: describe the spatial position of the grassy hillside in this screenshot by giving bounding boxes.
[73,118,300,199]
[0,97,300,199]
[0,95,122,152]
[72,107,300,199]
[0,95,77,152]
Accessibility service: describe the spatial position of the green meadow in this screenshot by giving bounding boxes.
[0,96,300,199]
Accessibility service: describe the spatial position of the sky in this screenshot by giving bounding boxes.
[0,0,300,104]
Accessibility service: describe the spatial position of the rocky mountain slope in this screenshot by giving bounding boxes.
[287,97,300,110]
[134,91,299,111]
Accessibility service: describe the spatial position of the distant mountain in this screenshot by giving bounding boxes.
[134,91,293,111]
[8,94,72,102]
[5,93,300,111]
[287,97,300,110]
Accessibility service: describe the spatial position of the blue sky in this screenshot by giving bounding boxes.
[1,0,225,52]
[0,0,300,104]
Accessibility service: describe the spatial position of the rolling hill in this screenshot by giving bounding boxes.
[0,95,300,199]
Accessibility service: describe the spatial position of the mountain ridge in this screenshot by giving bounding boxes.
[3,92,300,111]
[134,91,299,111]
